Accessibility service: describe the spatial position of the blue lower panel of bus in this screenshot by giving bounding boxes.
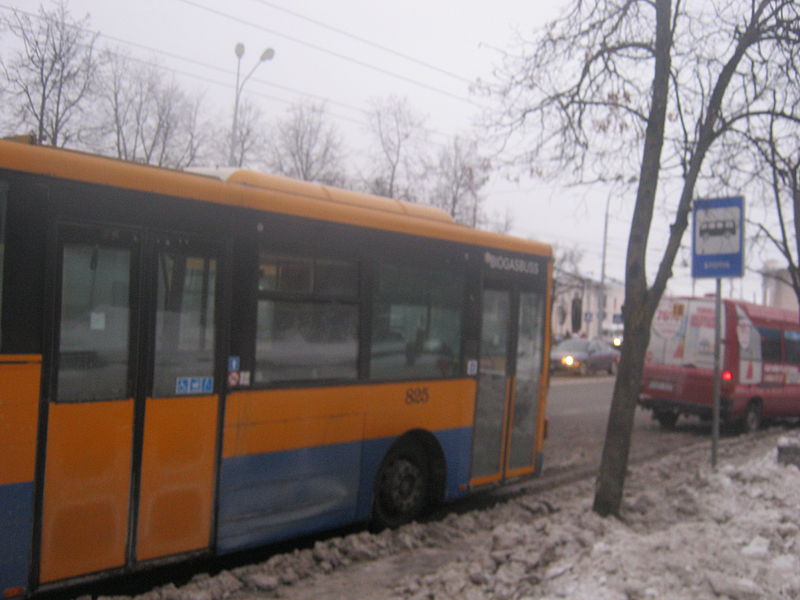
[437,427,473,499]
[216,427,472,554]
[0,481,34,595]
[217,441,363,553]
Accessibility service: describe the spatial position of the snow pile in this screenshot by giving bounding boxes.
[94,431,800,600]
[393,433,800,600]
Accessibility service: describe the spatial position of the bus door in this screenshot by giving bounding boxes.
[470,285,546,485]
[39,226,222,584]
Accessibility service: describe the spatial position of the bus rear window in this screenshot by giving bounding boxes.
[0,182,6,349]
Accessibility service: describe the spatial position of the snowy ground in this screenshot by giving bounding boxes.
[90,428,800,600]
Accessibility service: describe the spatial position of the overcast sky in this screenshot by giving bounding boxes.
[3,0,777,301]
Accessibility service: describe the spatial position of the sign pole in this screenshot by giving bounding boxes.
[711,277,722,468]
[691,196,744,469]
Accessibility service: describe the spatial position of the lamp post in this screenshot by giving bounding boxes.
[230,43,274,167]
[597,193,610,338]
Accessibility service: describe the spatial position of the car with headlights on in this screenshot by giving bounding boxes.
[550,338,620,375]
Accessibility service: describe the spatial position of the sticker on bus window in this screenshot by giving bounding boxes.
[90,311,107,331]
[227,371,240,388]
[175,376,214,395]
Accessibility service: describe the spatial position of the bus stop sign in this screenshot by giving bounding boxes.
[692,196,744,278]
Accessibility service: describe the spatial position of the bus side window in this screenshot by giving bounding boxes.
[370,264,464,381]
[757,327,782,362]
[152,253,217,397]
[255,253,359,384]
[58,244,132,401]
[785,331,800,364]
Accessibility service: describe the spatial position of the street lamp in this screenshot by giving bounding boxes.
[230,43,274,167]
[598,193,610,338]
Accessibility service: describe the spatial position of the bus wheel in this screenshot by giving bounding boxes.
[655,410,678,429]
[373,441,430,529]
[741,401,762,434]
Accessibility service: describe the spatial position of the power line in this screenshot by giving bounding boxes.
[96,30,367,117]
[247,0,474,85]
[0,4,464,144]
[173,0,483,107]
[92,31,461,142]
[0,2,366,117]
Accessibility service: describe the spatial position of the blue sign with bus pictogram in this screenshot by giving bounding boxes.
[692,196,744,278]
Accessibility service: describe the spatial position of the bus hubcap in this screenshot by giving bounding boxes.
[386,458,424,513]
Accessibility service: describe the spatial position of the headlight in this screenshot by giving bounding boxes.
[612,337,622,347]
[561,355,575,367]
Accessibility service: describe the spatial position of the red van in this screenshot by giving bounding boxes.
[639,297,800,431]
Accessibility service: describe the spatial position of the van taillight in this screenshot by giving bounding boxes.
[722,370,733,382]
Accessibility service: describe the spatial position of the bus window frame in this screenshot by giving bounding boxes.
[253,249,361,387]
[50,224,141,404]
[369,260,466,383]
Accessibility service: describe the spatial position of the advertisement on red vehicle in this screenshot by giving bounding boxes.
[648,298,719,370]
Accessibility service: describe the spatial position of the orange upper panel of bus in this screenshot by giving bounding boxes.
[0,138,551,258]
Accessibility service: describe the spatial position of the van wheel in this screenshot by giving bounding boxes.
[655,410,678,429]
[741,401,761,434]
[373,441,430,529]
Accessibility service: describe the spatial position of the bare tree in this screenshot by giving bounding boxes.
[95,50,208,169]
[490,207,515,235]
[267,102,347,186]
[743,110,800,315]
[1,0,98,146]
[483,0,800,516]
[227,98,268,169]
[427,137,492,227]
[363,96,428,201]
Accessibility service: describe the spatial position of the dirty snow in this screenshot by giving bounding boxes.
[90,429,800,600]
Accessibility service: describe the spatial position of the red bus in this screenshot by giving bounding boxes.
[639,296,800,431]
[0,139,552,597]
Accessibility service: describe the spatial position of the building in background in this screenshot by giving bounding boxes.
[553,262,800,345]
[761,261,799,312]
[552,273,624,341]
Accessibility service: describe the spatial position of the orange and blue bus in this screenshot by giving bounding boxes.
[0,138,552,597]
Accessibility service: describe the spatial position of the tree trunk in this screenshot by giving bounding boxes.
[792,170,800,321]
[594,309,650,514]
[593,0,672,517]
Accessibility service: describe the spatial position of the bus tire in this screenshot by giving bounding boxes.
[654,410,678,429]
[373,440,431,529]
[741,401,762,434]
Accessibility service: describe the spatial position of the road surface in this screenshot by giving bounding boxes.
[539,373,717,483]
